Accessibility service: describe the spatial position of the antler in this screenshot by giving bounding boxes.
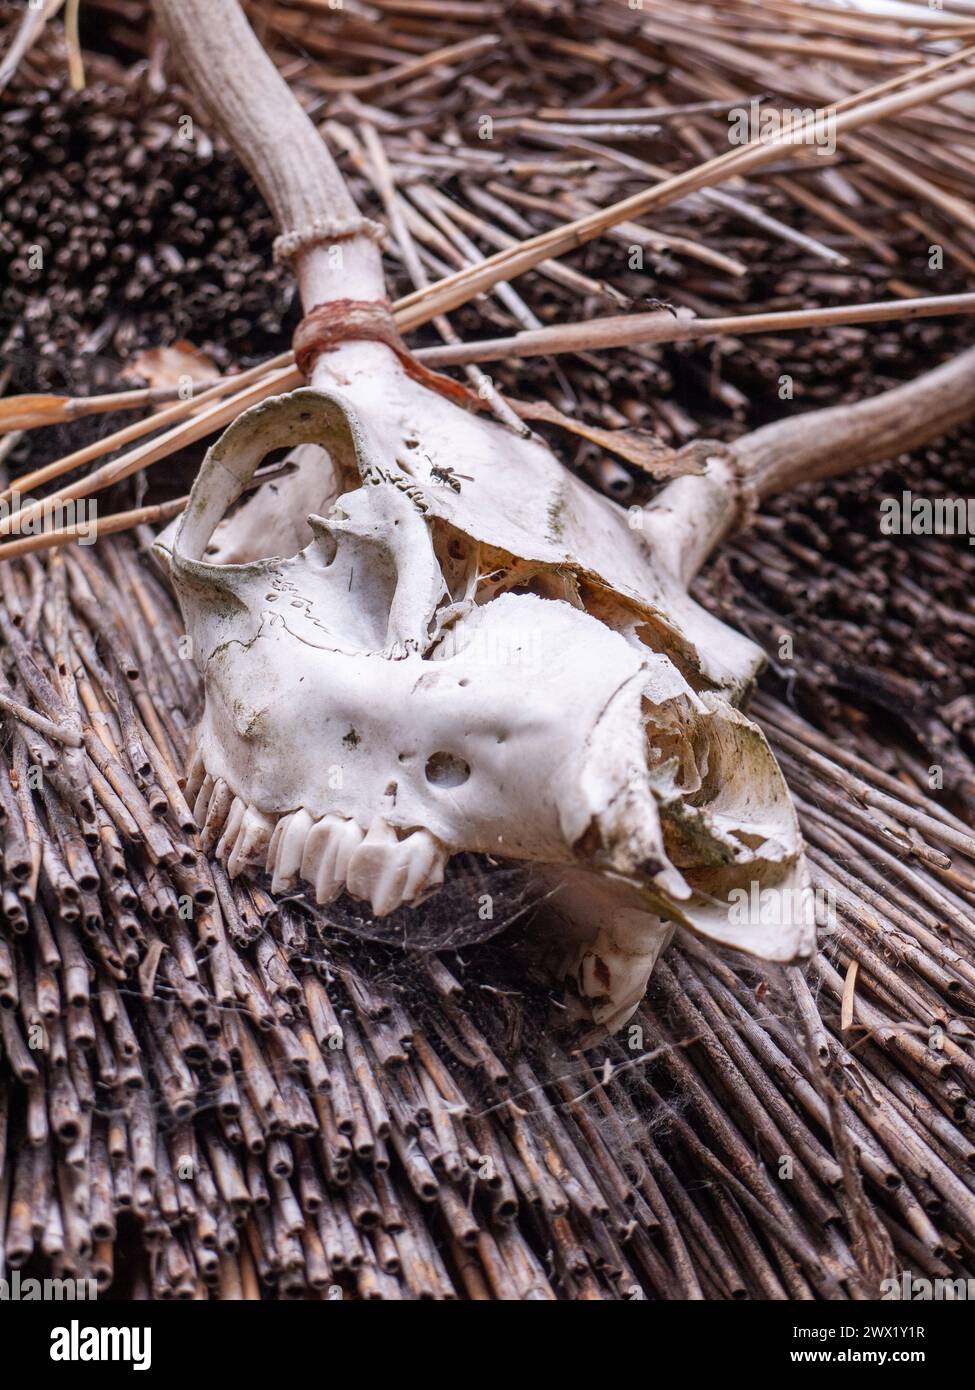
[155,0,385,309]
[656,344,975,585]
[156,0,975,577]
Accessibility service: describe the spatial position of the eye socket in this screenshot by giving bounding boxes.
[425,751,470,788]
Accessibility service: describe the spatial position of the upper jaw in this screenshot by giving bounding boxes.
[186,576,811,961]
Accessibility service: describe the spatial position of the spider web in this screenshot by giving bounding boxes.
[293,852,547,952]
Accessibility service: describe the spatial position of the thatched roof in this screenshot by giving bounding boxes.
[2,0,975,1300]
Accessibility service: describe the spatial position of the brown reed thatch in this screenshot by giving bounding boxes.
[2,0,975,1300]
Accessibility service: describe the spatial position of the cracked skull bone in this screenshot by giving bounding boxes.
[164,379,813,1028]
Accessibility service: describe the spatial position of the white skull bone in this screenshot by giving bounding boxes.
[163,374,814,1030]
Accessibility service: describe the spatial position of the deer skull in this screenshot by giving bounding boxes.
[162,361,813,1030]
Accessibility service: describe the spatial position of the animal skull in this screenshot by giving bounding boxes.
[148,0,975,1033]
[162,354,814,1031]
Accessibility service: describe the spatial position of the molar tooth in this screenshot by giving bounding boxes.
[302,814,364,904]
[319,817,365,905]
[193,773,214,827]
[228,805,276,878]
[271,808,314,892]
[200,778,234,854]
[399,829,447,905]
[573,951,610,1010]
[266,813,289,877]
[342,824,446,916]
[215,795,246,860]
[568,939,657,1034]
[299,817,330,885]
[346,819,440,916]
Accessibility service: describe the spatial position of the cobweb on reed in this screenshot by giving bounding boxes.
[294,854,547,954]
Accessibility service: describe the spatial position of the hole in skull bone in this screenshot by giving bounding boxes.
[425,751,471,788]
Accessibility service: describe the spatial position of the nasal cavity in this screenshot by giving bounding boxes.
[425,751,470,788]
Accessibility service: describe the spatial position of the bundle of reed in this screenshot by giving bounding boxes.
[697,432,975,812]
[8,0,975,546]
[0,17,291,398]
[2,0,975,1302]
[0,525,965,1299]
[0,528,974,1298]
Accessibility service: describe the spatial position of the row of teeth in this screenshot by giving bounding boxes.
[185,755,446,916]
